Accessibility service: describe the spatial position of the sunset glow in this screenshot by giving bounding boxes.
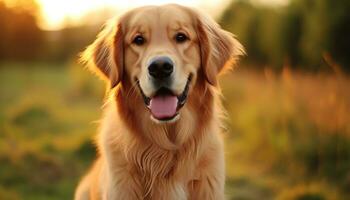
[36,0,231,30]
[35,0,290,30]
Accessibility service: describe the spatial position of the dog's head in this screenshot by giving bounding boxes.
[81,4,244,124]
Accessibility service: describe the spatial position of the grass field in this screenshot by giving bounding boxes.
[0,62,349,200]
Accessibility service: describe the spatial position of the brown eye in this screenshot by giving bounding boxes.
[174,33,188,43]
[133,35,145,46]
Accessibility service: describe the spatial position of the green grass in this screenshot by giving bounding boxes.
[0,62,102,200]
[0,63,349,199]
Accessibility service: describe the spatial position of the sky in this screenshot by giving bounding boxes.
[36,0,289,30]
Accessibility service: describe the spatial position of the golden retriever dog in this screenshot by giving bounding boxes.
[75,4,244,200]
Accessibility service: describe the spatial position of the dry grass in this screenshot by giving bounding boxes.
[222,67,350,199]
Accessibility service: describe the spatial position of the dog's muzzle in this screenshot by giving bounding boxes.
[137,75,192,122]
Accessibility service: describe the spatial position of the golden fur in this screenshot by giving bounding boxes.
[75,4,244,200]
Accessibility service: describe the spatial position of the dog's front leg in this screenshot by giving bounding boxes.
[102,168,143,200]
[189,175,225,200]
[189,149,225,200]
[102,170,144,200]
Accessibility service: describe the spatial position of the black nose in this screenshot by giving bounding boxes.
[148,56,174,79]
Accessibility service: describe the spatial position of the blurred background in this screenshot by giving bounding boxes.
[0,0,349,199]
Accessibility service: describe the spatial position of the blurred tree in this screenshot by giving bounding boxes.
[221,1,263,65]
[279,2,303,67]
[2,0,39,12]
[325,0,350,72]
[221,0,287,70]
[44,25,98,62]
[0,1,110,63]
[221,0,350,72]
[0,0,43,61]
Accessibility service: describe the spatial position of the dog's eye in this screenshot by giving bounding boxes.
[174,33,188,43]
[132,35,145,46]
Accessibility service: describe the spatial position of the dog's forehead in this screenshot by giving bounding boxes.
[125,5,193,31]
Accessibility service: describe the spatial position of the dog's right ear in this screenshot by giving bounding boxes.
[80,19,124,89]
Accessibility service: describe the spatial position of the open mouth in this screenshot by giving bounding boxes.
[137,75,192,122]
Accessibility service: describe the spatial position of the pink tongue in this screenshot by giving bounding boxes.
[150,95,178,119]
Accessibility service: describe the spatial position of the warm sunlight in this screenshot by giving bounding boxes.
[1,0,349,198]
[37,0,231,30]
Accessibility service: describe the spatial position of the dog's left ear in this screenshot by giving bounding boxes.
[80,19,124,89]
[195,11,245,85]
